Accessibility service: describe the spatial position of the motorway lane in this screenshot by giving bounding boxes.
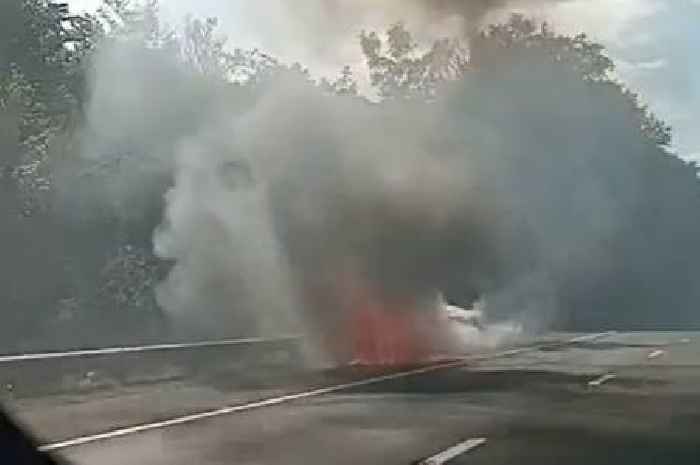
[9,332,700,464]
[8,382,290,445]
[4,336,555,446]
[58,391,503,465]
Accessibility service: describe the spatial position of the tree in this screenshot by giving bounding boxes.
[181,16,228,78]
[0,0,97,214]
[319,66,359,97]
[0,0,100,351]
[360,22,468,100]
[0,0,176,350]
[474,14,671,147]
[179,14,282,84]
[361,16,699,329]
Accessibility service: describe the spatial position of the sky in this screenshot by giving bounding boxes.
[68,0,699,160]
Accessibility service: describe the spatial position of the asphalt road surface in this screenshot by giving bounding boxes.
[6,332,700,465]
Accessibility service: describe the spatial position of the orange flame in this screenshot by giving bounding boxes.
[305,270,445,366]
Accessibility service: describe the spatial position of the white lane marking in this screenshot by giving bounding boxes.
[587,373,617,387]
[38,332,612,452]
[497,348,527,356]
[419,438,487,465]
[648,349,665,359]
[680,338,691,344]
[568,331,616,343]
[9,332,609,365]
[39,359,469,452]
[0,336,300,363]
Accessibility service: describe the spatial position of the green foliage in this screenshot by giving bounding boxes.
[476,14,670,147]
[0,0,97,214]
[181,16,228,78]
[360,16,696,328]
[478,15,614,82]
[319,66,359,97]
[97,245,163,312]
[3,0,92,119]
[361,14,672,148]
[360,22,468,100]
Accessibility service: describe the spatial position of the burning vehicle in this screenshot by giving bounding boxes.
[342,290,487,366]
[441,296,485,331]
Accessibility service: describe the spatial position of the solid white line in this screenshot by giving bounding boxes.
[587,373,616,387]
[568,331,616,343]
[419,438,487,465]
[0,336,300,363]
[38,359,470,452]
[8,332,610,365]
[494,347,531,357]
[648,349,665,359]
[38,332,612,452]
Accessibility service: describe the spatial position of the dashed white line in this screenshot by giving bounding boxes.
[38,332,613,452]
[587,373,617,387]
[419,438,487,465]
[647,349,666,359]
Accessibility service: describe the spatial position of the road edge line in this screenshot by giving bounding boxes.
[38,332,612,452]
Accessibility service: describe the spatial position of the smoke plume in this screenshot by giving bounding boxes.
[150,72,504,357]
[61,2,699,361]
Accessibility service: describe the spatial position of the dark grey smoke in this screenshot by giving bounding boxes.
[153,73,491,342]
[144,32,700,354]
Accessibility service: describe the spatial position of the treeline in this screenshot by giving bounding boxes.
[0,0,310,350]
[0,1,697,351]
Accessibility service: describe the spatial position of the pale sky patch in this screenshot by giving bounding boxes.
[67,0,698,158]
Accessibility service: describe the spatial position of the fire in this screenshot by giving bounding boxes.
[350,303,428,365]
[303,272,446,366]
[340,277,439,366]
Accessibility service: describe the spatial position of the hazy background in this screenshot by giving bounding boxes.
[1,0,698,356]
[68,0,700,161]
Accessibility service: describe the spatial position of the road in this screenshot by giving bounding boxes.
[6,331,700,464]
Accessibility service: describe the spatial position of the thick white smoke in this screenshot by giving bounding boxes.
[150,72,488,347]
[153,134,301,338]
